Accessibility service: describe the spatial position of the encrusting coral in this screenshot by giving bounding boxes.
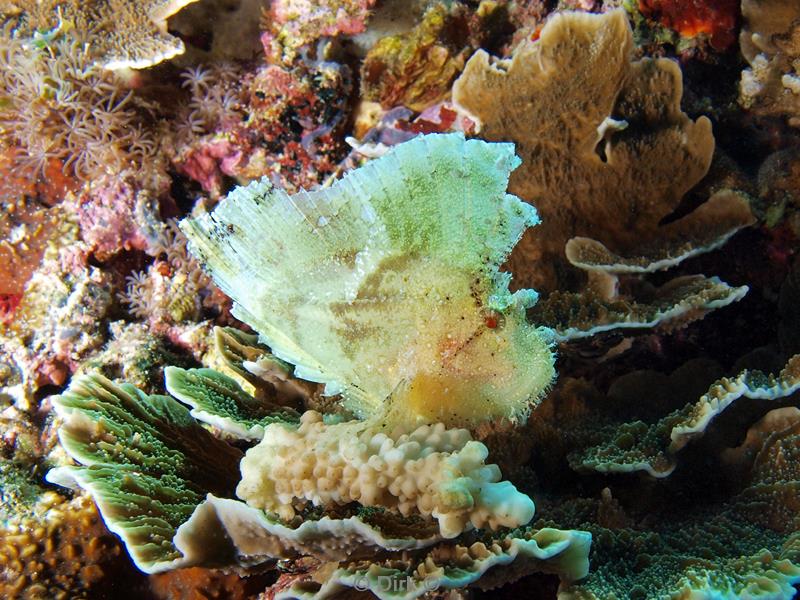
[360,2,472,112]
[0,494,135,599]
[2,0,201,70]
[261,0,377,64]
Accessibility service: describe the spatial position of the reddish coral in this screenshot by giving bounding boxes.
[149,567,272,600]
[175,138,244,195]
[168,61,350,195]
[399,101,476,135]
[261,0,376,62]
[238,61,351,191]
[0,149,79,305]
[0,294,21,325]
[638,0,740,50]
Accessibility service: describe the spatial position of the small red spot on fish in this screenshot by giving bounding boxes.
[484,314,499,329]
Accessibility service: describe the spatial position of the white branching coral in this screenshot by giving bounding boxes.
[237,411,535,539]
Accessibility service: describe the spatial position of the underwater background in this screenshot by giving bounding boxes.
[1,1,800,599]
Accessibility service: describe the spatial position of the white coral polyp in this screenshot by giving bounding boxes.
[236,411,535,538]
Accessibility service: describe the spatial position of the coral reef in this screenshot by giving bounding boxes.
[556,355,800,477]
[548,406,800,599]
[1,215,113,405]
[0,1,798,598]
[44,368,588,593]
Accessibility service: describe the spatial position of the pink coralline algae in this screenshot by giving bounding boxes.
[76,174,164,261]
[174,139,244,196]
[166,59,351,195]
[261,0,377,62]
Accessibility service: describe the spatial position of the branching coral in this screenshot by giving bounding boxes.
[236,411,536,538]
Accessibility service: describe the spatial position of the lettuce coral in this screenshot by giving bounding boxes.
[46,373,243,571]
[570,355,800,477]
[181,132,555,428]
[283,527,591,599]
[548,404,800,600]
[165,366,300,441]
[452,9,753,293]
[45,366,584,585]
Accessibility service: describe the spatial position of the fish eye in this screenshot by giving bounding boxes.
[482,310,504,330]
